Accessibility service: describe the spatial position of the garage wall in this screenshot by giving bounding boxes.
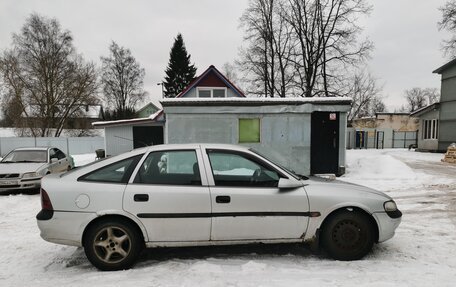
[166,113,312,175]
[104,126,133,157]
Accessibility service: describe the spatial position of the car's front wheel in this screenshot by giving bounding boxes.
[321,210,375,261]
[84,219,142,271]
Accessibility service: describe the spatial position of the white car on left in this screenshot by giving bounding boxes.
[0,147,73,194]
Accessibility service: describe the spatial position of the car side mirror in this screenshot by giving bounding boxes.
[50,158,58,163]
[278,178,303,189]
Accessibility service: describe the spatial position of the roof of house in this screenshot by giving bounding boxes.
[135,102,161,115]
[160,97,352,106]
[433,58,456,74]
[175,65,245,98]
[410,103,440,117]
[92,109,164,128]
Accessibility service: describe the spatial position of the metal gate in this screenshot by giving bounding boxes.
[392,131,418,148]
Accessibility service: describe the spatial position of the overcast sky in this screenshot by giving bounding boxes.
[0,0,451,110]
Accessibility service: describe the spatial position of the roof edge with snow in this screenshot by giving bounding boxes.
[92,110,164,128]
[160,97,352,107]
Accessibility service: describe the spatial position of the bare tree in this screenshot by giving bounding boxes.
[239,0,295,97]
[439,0,456,57]
[404,87,440,112]
[222,62,246,93]
[346,71,384,121]
[284,0,373,97]
[101,41,146,119]
[239,0,372,98]
[0,14,98,137]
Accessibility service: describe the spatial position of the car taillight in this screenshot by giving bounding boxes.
[40,188,53,211]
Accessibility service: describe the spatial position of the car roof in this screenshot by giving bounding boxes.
[143,143,251,152]
[13,147,51,151]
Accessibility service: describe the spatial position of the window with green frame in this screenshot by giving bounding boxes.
[239,118,260,143]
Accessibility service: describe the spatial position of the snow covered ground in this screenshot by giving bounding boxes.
[1,149,455,286]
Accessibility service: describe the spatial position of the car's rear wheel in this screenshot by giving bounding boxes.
[321,210,374,261]
[84,219,142,271]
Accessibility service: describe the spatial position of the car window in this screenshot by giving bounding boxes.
[79,154,143,183]
[49,149,57,160]
[207,151,280,187]
[55,149,66,160]
[134,150,201,185]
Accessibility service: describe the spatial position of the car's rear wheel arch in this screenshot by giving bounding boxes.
[82,215,146,248]
[319,206,379,244]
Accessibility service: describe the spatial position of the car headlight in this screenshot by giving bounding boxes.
[384,200,398,212]
[22,172,41,179]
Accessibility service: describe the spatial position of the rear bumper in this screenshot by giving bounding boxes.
[37,211,96,247]
[373,211,402,242]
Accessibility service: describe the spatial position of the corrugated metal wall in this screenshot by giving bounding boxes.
[166,113,313,175]
[104,126,133,156]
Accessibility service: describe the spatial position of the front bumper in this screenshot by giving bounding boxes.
[372,210,402,242]
[0,178,41,193]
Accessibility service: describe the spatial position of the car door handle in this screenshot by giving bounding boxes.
[134,194,149,202]
[216,195,230,204]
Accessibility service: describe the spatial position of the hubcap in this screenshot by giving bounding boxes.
[93,226,131,264]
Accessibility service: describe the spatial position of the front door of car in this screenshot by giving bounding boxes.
[49,148,68,173]
[203,149,310,241]
[123,149,212,242]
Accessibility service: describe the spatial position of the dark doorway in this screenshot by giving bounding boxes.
[133,126,164,148]
[376,131,384,149]
[355,131,367,148]
[311,112,340,175]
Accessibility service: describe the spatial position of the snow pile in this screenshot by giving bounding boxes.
[71,153,97,167]
[343,149,433,191]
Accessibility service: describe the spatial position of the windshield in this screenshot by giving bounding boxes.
[249,148,307,180]
[1,150,47,163]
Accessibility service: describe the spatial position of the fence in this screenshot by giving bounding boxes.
[346,128,417,149]
[0,137,104,157]
[392,131,418,148]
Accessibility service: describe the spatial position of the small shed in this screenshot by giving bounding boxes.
[92,110,165,157]
[161,97,351,176]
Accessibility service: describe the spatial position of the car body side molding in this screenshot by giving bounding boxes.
[137,211,320,218]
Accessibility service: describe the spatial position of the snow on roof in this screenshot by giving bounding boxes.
[410,103,440,117]
[92,109,163,127]
[161,96,352,106]
[160,97,352,106]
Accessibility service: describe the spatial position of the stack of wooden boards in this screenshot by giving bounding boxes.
[441,144,456,163]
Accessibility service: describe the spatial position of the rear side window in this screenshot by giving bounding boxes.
[134,150,201,185]
[79,154,143,183]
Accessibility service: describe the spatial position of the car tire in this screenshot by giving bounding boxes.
[84,219,143,271]
[321,210,374,261]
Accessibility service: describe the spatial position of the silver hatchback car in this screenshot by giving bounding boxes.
[36,144,401,270]
[0,147,73,194]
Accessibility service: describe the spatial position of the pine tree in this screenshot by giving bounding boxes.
[163,33,197,97]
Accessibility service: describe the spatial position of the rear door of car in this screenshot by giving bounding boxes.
[123,147,212,242]
[202,148,310,241]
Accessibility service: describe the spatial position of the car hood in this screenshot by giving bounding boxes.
[0,162,47,175]
[305,176,392,200]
